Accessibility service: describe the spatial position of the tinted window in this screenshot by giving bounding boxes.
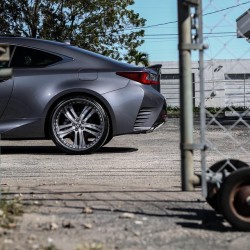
[10,46,62,68]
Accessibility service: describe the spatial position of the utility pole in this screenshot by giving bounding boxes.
[178,0,206,191]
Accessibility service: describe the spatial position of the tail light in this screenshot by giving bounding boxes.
[116,71,160,85]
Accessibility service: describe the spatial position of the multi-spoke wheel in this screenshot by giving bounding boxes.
[219,167,250,231]
[50,96,109,154]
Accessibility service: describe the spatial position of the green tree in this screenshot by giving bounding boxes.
[125,49,149,66]
[0,0,146,60]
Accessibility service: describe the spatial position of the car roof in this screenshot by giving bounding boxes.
[0,36,141,71]
[0,36,71,53]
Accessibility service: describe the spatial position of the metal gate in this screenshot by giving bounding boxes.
[178,0,250,231]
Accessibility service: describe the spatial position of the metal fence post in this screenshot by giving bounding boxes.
[197,0,208,197]
[178,0,200,191]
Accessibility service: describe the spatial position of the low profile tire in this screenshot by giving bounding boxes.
[219,167,250,231]
[103,132,113,146]
[50,96,109,154]
[206,159,249,213]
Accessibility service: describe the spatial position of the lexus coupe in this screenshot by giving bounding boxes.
[0,36,167,154]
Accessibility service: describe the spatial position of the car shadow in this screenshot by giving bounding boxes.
[0,146,138,155]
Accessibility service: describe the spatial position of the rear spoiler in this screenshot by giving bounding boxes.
[146,64,162,72]
[146,64,162,81]
[145,64,162,92]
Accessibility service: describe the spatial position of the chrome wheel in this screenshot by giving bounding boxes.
[50,97,109,154]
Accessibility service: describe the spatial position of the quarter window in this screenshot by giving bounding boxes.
[10,46,62,68]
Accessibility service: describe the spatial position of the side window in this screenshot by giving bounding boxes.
[10,46,62,68]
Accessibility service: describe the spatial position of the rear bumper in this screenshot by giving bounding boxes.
[103,82,167,136]
[133,101,167,133]
[151,103,167,130]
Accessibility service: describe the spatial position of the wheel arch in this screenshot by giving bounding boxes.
[44,90,115,139]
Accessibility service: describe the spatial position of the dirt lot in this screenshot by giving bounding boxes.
[0,118,250,250]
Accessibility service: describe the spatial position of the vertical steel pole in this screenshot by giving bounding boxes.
[178,0,194,191]
[244,76,246,108]
[197,1,208,197]
[178,1,195,191]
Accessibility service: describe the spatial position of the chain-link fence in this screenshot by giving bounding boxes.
[201,1,250,231]
[178,0,250,231]
[202,0,250,167]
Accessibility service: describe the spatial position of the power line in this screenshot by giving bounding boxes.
[142,35,236,40]
[143,32,236,37]
[126,21,177,30]
[124,0,250,31]
[204,1,250,16]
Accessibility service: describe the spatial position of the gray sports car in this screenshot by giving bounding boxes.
[0,36,167,154]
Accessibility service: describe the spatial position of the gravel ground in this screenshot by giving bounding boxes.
[0,118,250,250]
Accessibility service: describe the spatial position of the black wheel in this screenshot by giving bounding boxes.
[206,159,248,213]
[50,96,109,154]
[219,168,250,231]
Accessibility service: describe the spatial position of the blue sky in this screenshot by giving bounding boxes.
[130,0,250,62]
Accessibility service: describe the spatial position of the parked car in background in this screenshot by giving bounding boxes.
[0,36,167,154]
